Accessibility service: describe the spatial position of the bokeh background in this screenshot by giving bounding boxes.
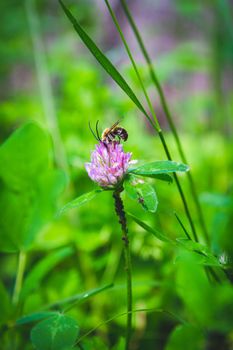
[0,0,233,349]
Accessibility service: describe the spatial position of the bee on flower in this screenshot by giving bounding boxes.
[85,121,135,188]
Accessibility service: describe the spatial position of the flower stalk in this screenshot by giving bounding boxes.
[113,187,132,350]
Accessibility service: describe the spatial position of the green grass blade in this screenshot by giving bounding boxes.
[47,283,114,312]
[127,212,172,243]
[120,0,209,243]
[16,311,59,326]
[104,0,160,131]
[76,307,186,345]
[59,0,151,122]
[17,284,113,325]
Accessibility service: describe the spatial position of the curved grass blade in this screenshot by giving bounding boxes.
[76,307,186,345]
[16,311,59,326]
[120,0,209,243]
[52,283,114,312]
[176,238,222,267]
[127,212,172,243]
[17,284,113,326]
[128,213,220,267]
[174,212,192,241]
[59,0,151,123]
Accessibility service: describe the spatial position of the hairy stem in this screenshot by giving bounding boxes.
[113,189,132,350]
[120,0,209,243]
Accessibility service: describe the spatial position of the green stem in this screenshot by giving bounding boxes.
[12,251,27,306]
[158,131,198,242]
[113,189,132,350]
[105,0,198,242]
[120,0,209,243]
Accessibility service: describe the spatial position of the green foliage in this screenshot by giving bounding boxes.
[59,189,104,215]
[125,175,158,212]
[0,122,66,252]
[127,213,172,243]
[129,213,224,268]
[0,0,233,349]
[20,247,74,300]
[0,282,12,326]
[129,160,189,176]
[176,251,233,332]
[165,324,205,350]
[30,313,79,350]
[175,238,222,267]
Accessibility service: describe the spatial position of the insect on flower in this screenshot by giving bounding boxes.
[88,120,128,144]
[86,120,135,188]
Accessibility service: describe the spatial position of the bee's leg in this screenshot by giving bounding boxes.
[109,133,115,142]
[103,141,109,150]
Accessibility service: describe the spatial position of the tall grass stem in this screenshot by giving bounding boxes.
[12,251,27,306]
[120,0,209,243]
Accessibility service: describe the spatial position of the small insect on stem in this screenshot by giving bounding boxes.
[138,197,144,204]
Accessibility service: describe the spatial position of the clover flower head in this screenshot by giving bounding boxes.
[85,141,133,188]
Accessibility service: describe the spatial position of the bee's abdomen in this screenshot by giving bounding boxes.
[115,128,128,141]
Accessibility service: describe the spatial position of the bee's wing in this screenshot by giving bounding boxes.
[108,120,120,132]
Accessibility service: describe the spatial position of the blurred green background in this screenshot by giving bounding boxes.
[0,0,233,349]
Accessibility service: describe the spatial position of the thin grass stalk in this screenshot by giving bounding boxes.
[104,0,198,242]
[120,0,209,243]
[12,251,27,306]
[104,0,160,131]
[76,307,186,345]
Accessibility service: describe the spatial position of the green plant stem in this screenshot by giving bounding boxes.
[120,0,209,243]
[105,0,198,242]
[113,189,132,350]
[158,131,198,242]
[12,251,27,306]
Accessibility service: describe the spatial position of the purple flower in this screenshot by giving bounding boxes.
[85,142,133,188]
